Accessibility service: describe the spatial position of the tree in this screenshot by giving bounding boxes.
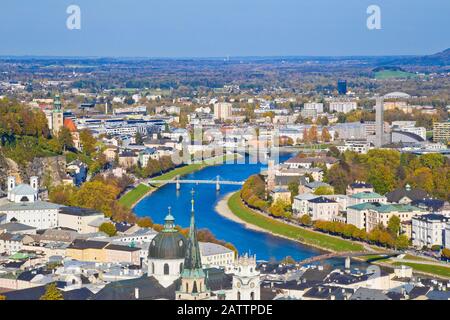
[313,186,334,195]
[321,127,332,142]
[442,248,450,260]
[135,132,144,145]
[79,129,97,155]
[307,126,318,143]
[58,127,74,151]
[288,182,299,202]
[299,214,312,226]
[99,222,117,237]
[281,256,296,264]
[395,234,410,250]
[0,295,5,300]
[387,215,401,236]
[137,217,153,228]
[40,283,63,300]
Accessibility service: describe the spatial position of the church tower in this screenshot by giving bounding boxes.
[176,191,211,300]
[231,254,260,300]
[52,95,64,135]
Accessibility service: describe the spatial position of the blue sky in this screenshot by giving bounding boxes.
[0,0,448,57]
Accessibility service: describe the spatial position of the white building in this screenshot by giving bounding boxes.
[293,193,317,216]
[412,214,449,248]
[329,101,357,114]
[0,177,61,229]
[58,207,105,234]
[229,254,260,300]
[307,197,339,221]
[199,242,235,271]
[304,102,324,114]
[213,102,233,120]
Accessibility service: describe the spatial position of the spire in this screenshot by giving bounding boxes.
[182,189,204,275]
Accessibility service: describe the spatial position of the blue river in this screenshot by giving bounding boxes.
[134,154,364,267]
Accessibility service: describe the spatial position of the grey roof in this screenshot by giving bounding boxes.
[199,242,233,257]
[0,222,36,232]
[294,193,318,201]
[10,184,36,196]
[3,284,93,300]
[385,187,428,203]
[426,290,450,300]
[59,206,103,217]
[92,276,179,300]
[0,200,63,212]
[350,287,390,300]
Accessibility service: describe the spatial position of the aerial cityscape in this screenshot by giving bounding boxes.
[0,1,449,306]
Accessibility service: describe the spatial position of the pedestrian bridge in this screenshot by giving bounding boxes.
[297,250,401,266]
[146,175,244,191]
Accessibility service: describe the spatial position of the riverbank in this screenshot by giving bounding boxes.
[218,192,450,279]
[120,154,241,209]
[216,192,364,253]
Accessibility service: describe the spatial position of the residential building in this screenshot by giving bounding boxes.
[293,194,317,216]
[329,101,357,114]
[213,102,233,120]
[412,214,449,248]
[58,207,105,234]
[307,197,339,221]
[348,191,387,206]
[346,182,374,196]
[433,121,450,143]
[365,203,426,232]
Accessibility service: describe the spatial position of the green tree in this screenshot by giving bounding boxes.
[288,182,299,202]
[40,283,64,300]
[395,234,410,250]
[387,215,401,236]
[313,186,334,195]
[99,222,117,237]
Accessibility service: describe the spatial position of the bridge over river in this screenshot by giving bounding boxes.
[297,250,401,267]
[146,175,244,191]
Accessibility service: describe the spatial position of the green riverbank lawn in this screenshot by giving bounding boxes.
[227,192,364,253]
[119,184,152,208]
[392,262,450,278]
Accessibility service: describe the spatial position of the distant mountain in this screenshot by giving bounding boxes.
[388,48,450,66]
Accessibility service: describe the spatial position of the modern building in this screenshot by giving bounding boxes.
[337,80,347,95]
[433,121,450,143]
[213,102,233,121]
[329,101,357,114]
[375,97,384,148]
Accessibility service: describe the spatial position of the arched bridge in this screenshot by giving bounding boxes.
[146,175,244,191]
[297,250,401,266]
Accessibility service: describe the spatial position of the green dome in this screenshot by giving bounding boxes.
[148,212,187,259]
[148,231,186,259]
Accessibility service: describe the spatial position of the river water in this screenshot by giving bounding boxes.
[134,153,329,262]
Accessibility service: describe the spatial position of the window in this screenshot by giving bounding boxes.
[164,263,169,275]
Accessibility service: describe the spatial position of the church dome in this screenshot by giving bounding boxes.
[148,213,186,260]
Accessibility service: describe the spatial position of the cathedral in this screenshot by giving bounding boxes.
[93,193,261,300]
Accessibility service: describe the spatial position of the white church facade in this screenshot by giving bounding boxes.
[0,176,62,229]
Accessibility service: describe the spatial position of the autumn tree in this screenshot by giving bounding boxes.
[137,217,154,228]
[40,283,63,300]
[321,127,332,143]
[79,129,97,155]
[99,222,117,237]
